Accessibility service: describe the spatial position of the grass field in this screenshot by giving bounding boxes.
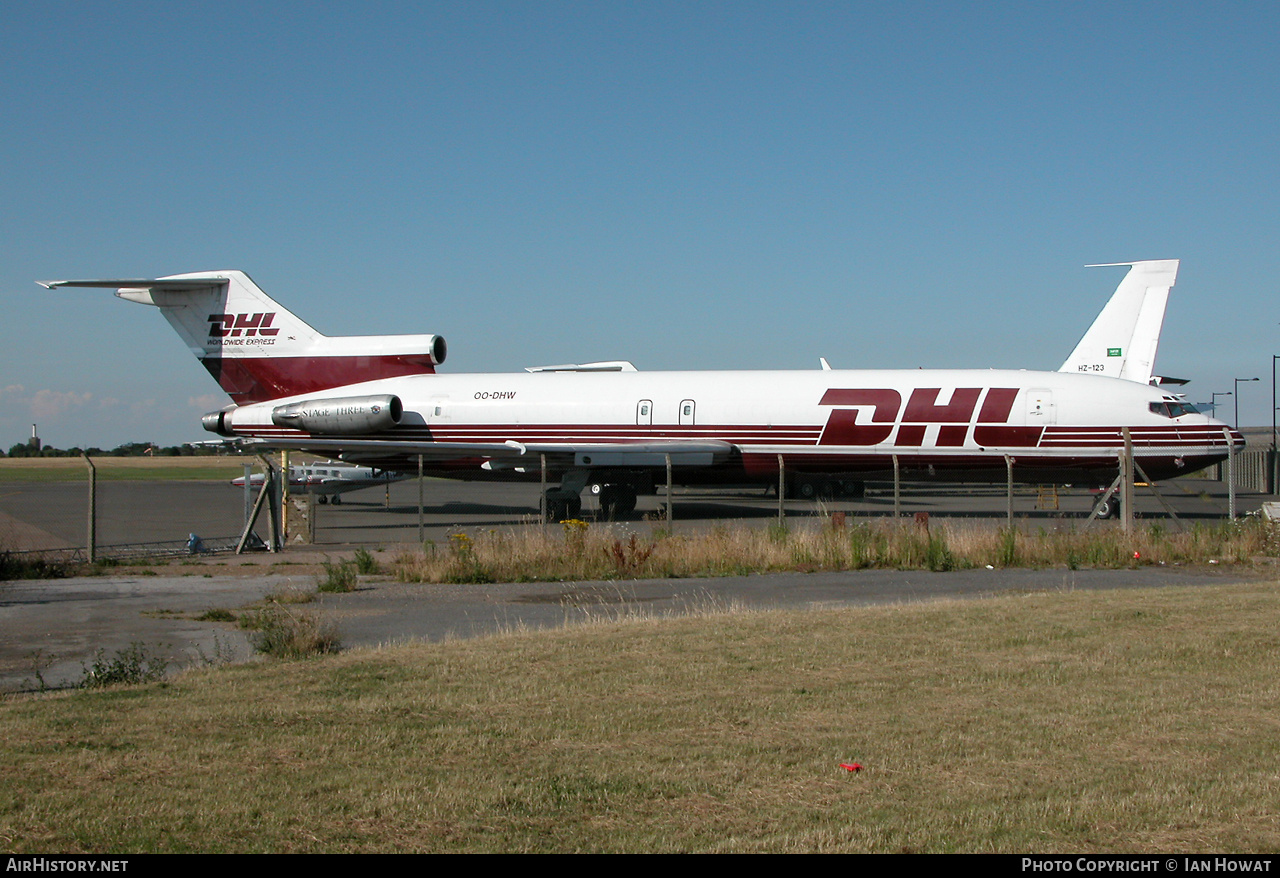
[0,457,254,483]
[2,582,1278,853]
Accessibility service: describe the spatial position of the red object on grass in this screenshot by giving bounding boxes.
[839,763,862,772]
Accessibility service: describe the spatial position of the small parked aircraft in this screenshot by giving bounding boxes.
[231,460,408,504]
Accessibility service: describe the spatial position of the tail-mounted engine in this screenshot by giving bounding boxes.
[270,394,403,434]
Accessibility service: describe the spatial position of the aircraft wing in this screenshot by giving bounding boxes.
[243,437,736,469]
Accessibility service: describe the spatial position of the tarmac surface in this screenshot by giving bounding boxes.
[2,555,1271,693]
[1,474,1275,692]
[0,473,1265,554]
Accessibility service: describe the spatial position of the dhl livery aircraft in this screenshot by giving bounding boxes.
[42,259,1242,519]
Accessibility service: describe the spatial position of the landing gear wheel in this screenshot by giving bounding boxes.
[545,492,583,522]
[598,485,637,520]
[1095,496,1117,519]
[317,495,329,505]
[547,497,568,522]
[599,485,621,520]
[794,476,833,500]
[619,485,637,514]
[331,494,342,506]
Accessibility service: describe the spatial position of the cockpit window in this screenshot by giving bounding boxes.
[1149,401,1200,418]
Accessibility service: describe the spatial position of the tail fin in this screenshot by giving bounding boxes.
[1058,259,1179,384]
[40,271,446,404]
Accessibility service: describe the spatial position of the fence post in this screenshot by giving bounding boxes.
[665,453,673,526]
[1225,428,1236,520]
[1005,454,1013,528]
[81,453,96,564]
[893,455,901,519]
[777,454,785,524]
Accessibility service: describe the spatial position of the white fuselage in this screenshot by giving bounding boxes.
[221,367,1241,484]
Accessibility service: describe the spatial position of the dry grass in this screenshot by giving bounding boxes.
[0,457,252,482]
[392,518,1276,583]
[1,582,1278,852]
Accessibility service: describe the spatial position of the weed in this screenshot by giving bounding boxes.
[244,603,340,659]
[925,533,957,572]
[353,547,381,575]
[265,586,315,605]
[23,649,54,691]
[607,534,655,574]
[190,633,238,668]
[317,559,358,593]
[997,527,1019,567]
[79,643,168,688]
[0,550,68,581]
[197,608,237,622]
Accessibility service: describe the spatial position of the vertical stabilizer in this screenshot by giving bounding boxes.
[1058,259,1179,384]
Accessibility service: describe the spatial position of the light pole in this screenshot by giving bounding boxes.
[1272,356,1279,451]
[1211,391,1232,419]
[1234,377,1260,429]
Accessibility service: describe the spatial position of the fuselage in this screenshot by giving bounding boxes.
[219,367,1243,484]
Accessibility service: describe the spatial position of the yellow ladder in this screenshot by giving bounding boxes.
[1036,485,1059,510]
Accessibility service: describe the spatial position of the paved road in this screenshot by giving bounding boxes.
[1,562,1266,693]
[1,474,1272,692]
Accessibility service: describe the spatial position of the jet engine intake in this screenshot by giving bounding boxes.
[271,394,403,434]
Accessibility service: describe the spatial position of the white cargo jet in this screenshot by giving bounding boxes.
[42,259,1241,519]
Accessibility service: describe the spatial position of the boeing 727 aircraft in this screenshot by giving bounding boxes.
[42,259,1241,520]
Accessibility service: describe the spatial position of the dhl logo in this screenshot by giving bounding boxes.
[819,387,1040,447]
[207,313,280,338]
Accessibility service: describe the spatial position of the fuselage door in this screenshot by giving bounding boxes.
[637,399,653,426]
[679,399,696,426]
[1026,389,1056,425]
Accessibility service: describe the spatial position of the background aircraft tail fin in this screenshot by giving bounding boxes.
[1058,259,1179,384]
[40,271,446,404]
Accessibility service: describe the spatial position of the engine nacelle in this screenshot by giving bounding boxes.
[271,394,403,434]
[424,335,447,366]
[201,408,235,436]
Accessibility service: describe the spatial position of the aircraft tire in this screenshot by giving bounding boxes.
[619,485,637,514]
[317,495,329,505]
[331,495,342,505]
[1095,496,1117,519]
[796,476,835,500]
[840,480,865,499]
[599,485,620,520]
[546,497,568,522]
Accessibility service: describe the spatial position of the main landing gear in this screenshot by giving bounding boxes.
[591,482,639,520]
[543,470,641,522]
[787,475,866,500]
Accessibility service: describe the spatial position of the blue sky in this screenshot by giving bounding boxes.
[3,1,1278,448]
